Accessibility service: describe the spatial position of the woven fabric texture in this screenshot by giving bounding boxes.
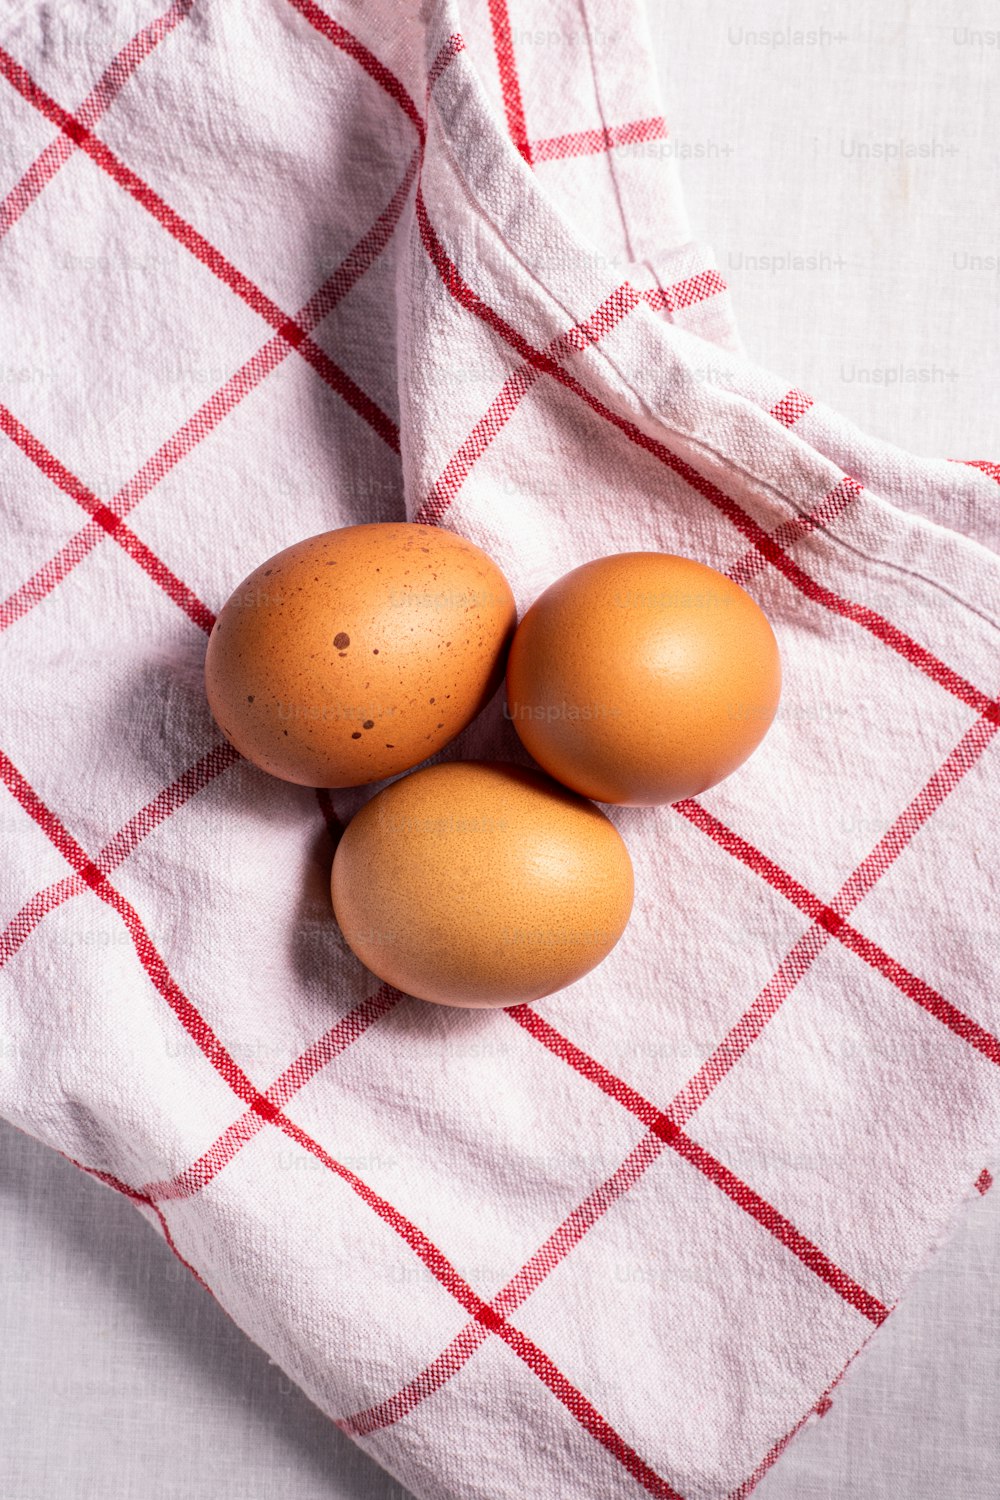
[1,4,998,1498]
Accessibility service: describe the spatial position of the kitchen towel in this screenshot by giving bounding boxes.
[1,3,999,1498]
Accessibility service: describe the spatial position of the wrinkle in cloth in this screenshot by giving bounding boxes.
[0,3,999,1498]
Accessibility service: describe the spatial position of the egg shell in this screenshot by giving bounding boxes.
[204,524,516,787]
[330,761,634,1008]
[506,552,781,805]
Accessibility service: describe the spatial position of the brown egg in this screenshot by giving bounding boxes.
[506,552,781,805]
[331,761,634,1008]
[204,524,516,787]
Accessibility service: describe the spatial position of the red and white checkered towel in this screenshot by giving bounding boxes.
[2,2,999,1496]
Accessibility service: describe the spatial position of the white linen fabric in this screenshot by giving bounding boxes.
[0,4,998,1499]
[4,1119,999,1500]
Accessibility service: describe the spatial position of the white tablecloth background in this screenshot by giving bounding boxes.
[3,0,998,1495]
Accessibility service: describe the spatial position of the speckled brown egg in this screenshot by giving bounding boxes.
[506,552,781,805]
[330,761,634,1008]
[204,524,516,787]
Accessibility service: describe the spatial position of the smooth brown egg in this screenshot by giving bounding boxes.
[331,761,634,1008]
[204,524,516,787]
[506,552,781,805]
